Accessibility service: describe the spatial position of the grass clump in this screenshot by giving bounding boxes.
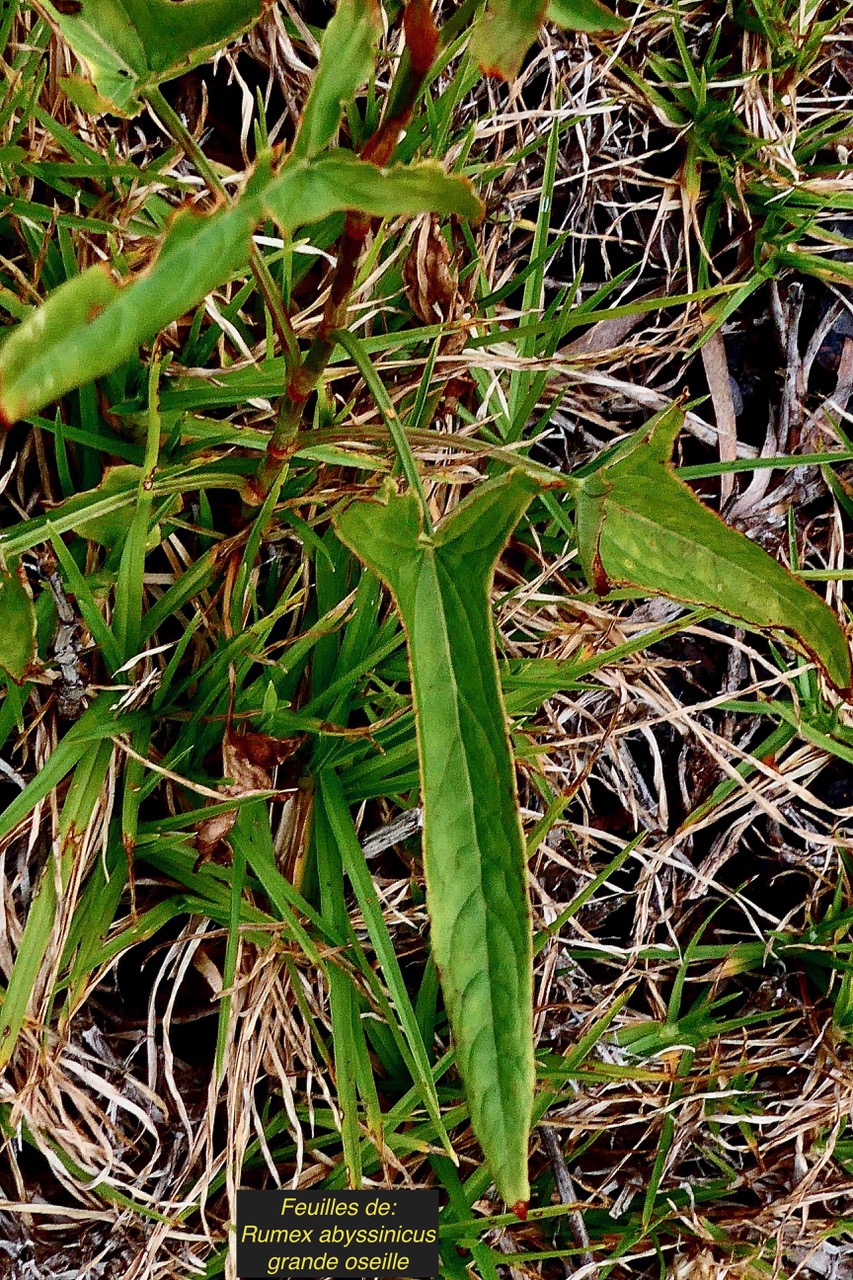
[2,0,853,1277]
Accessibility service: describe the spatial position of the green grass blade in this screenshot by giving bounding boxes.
[0,738,113,1068]
[290,0,380,162]
[316,769,456,1162]
[313,786,364,1187]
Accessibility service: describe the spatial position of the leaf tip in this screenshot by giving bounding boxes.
[470,0,547,80]
[816,643,853,698]
[0,366,15,428]
[480,61,514,81]
[464,182,486,224]
[511,1199,529,1221]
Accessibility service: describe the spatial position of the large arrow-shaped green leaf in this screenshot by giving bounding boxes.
[575,404,852,692]
[334,473,539,1209]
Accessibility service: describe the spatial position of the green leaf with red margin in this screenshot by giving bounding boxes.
[574,404,852,692]
[470,0,547,79]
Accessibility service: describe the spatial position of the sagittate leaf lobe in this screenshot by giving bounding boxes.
[576,405,853,693]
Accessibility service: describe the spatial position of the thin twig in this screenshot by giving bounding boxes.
[24,553,89,719]
[0,757,26,790]
[540,1125,594,1278]
[361,808,423,859]
[777,279,804,453]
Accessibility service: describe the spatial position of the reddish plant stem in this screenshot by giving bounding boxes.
[250,0,440,503]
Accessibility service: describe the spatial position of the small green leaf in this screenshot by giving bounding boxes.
[291,0,381,162]
[43,0,268,116]
[262,154,483,227]
[470,0,624,80]
[57,72,116,116]
[575,405,853,691]
[547,0,626,34]
[470,0,547,80]
[62,465,144,547]
[0,559,36,683]
[334,472,540,1209]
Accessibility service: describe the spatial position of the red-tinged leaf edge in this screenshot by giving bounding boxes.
[579,407,853,696]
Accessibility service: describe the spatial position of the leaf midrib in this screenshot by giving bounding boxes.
[414,544,515,1148]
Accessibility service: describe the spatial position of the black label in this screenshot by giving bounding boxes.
[236,1189,440,1278]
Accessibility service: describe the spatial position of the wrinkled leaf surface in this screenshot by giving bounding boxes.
[263,153,483,226]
